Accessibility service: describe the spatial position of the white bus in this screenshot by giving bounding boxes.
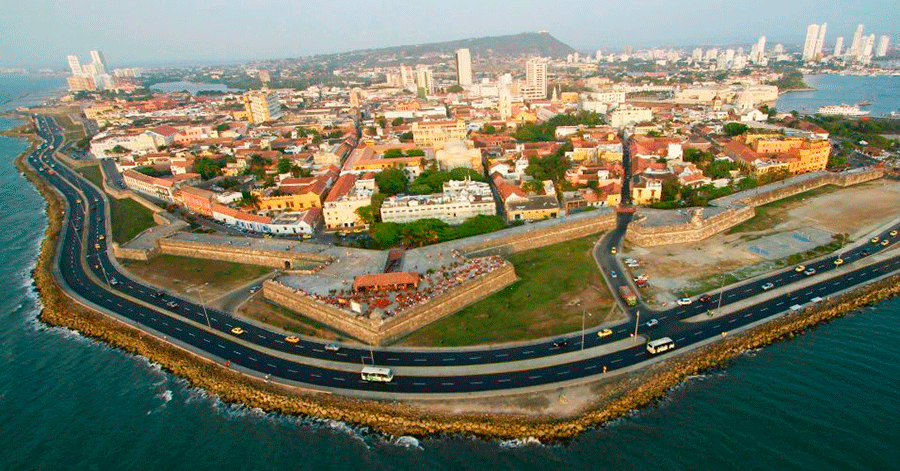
[647,337,675,354]
[360,366,394,383]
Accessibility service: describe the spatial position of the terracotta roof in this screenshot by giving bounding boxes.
[353,272,420,291]
[324,173,357,203]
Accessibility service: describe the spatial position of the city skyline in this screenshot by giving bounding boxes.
[2,0,899,69]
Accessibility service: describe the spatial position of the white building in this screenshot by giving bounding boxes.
[456,48,473,86]
[834,37,844,57]
[380,180,496,225]
[525,58,547,99]
[609,105,652,129]
[876,35,890,57]
[435,139,482,171]
[415,66,434,94]
[323,174,375,230]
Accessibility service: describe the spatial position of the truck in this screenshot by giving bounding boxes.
[619,286,637,306]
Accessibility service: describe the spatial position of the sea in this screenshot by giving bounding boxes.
[1,75,899,470]
[150,81,242,95]
[776,73,900,117]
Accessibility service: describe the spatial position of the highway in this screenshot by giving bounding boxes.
[25,114,900,396]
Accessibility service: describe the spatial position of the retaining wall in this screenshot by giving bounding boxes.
[111,241,158,261]
[263,263,517,345]
[157,238,330,269]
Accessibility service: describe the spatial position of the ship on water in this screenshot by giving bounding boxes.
[816,104,871,117]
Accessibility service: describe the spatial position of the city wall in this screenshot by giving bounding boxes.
[626,168,884,247]
[110,242,159,261]
[263,263,517,345]
[459,211,617,255]
[157,238,331,269]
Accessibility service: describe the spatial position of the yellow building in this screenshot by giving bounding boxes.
[242,89,282,124]
[505,195,560,222]
[257,192,322,211]
[631,178,662,205]
[411,120,467,149]
[748,136,830,174]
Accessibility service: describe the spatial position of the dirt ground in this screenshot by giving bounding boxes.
[120,255,273,303]
[237,296,357,343]
[624,180,900,305]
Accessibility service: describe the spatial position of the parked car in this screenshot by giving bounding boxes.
[761,282,775,291]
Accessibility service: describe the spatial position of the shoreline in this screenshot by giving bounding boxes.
[13,121,900,439]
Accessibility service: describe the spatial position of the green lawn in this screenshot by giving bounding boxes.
[397,235,616,347]
[727,185,840,234]
[78,165,157,243]
[122,254,273,295]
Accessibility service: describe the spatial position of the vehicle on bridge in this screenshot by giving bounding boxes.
[619,286,637,306]
[361,366,394,383]
[647,337,675,354]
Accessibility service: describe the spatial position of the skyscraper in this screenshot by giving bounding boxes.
[750,36,766,63]
[90,49,107,75]
[850,24,865,56]
[802,23,820,60]
[66,55,82,75]
[399,64,415,90]
[415,66,434,94]
[876,35,890,57]
[833,37,844,57]
[525,57,547,98]
[455,48,472,86]
[814,23,827,60]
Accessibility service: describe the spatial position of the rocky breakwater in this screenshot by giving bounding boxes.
[19,145,900,440]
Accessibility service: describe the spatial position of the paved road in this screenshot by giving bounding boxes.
[26,115,900,396]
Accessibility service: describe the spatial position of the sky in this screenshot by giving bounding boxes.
[2,0,897,69]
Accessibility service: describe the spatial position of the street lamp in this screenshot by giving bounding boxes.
[581,309,592,350]
[87,252,112,286]
[633,310,641,341]
[187,282,212,329]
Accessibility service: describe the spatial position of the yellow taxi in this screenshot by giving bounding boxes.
[610,247,617,254]
[597,328,613,339]
[794,265,806,273]
[881,239,889,246]
[891,230,898,237]
[871,237,880,244]
[230,327,245,335]
[285,336,300,344]
[834,258,844,266]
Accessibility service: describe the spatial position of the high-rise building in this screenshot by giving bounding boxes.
[803,23,820,60]
[415,66,434,94]
[691,48,703,62]
[455,48,472,86]
[90,49,107,75]
[876,35,890,57]
[861,34,876,62]
[814,23,827,60]
[850,24,865,56]
[242,89,282,124]
[66,55,82,75]
[750,36,766,63]
[833,37,844,57]
[399,64,415,90]
[525,57,547,99]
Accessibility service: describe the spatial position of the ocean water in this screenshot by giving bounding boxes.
[150,81,242,95]
[776,74,900,117]
[1,76,899,470]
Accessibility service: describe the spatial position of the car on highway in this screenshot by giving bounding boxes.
[881,239,889,246]
[230,327,245,335]
[249,286,259,294]
[166,301,179,309]
[676,298,692,306]
[803,268,816,276]
[871,237,880,244]
[891,230,898,237]
[610,271,617,278]
[699,294,712,303]
[610,247,617,254]
[597,328,613,339]
[761,282,775,291]
[98,234,104,240]
[794,265,806,272]
[285,336,300,343]
[94,243,100,250]
[644,318,659,328]
[552,339,570,348]
[324,343,340,352]
[109,278,118,286]
[834,258,844,266]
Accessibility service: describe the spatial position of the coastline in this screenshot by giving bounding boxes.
[14,122,900,439]
[778,87,816,95]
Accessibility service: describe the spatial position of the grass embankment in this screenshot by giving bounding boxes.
[121,254,273,300]
[399,235,617,347]
[238,296,356,342]
[77,165,156,243]
[727,184,841,234]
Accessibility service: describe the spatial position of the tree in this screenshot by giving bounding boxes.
[660,177,680,202]
[355,205,378,226]
[215,123,229,132]
[372,223,401,247]
[277,158,293,174]
[391,117,405,127]
[481,124,496,134]
[111,145,129,154]
[374,168,408,195]
[400,219,447,247]
[239,190,260,209]
[723,123,749,136]
[447,85,464,93]
[448,167,483,181]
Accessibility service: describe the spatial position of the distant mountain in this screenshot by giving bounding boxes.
[329,32,576,61]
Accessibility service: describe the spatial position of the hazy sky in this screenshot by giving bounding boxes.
[3,0,897,69]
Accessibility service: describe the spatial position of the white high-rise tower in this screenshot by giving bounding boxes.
[850,24,865,56]
[803,23,820,60]
[90,49,107,75]
[833,37,844,57]
[66,55,82,75]
[876,36,890,57]
[525,57,547,98]
[814,23,827,59]
[455,48,472,86]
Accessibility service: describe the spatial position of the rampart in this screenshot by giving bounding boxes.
[157,237,331,269]
[627,168,883,247]
[262,263,517,345]
[459,211,617,255]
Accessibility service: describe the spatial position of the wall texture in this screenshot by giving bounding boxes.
[262,263,517,345]
[157,238,331,269]
[459,212,617,256]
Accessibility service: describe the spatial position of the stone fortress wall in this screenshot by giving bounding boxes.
[157,238,331,269]
[263,263,517,345]
[626,168,883,247]
[459,211,617,256]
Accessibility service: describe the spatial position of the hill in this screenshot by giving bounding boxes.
[325,32,576,63]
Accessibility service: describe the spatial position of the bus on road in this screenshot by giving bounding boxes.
[647,337,675,354]
[360,366,394,383]
[619,286,637,306]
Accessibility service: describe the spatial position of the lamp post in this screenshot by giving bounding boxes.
[633,310,641,341]
[188,282,212,329]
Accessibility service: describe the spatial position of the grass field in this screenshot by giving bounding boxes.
[397,235,619,347]
[238,297,356,343]
[122,254,273,301]
[77,165,156,243]
[727,185,840,234]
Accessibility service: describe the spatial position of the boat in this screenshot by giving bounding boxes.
[857,100,871,107]
[816,104,870,117]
